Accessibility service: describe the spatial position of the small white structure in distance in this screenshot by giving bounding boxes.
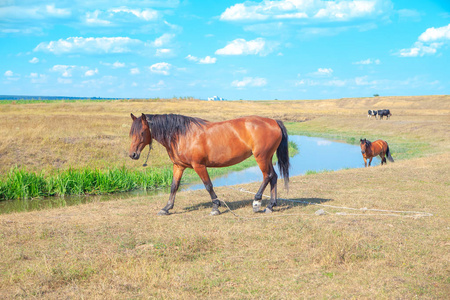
[207,96,225,101]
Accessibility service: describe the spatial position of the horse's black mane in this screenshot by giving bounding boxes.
[131,114,207,148]
[360,138,372,148]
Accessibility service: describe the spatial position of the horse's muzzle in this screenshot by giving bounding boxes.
[129,152,140,160]
[361,150,365,154]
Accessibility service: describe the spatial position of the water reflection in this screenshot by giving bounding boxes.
[0,136,378,214]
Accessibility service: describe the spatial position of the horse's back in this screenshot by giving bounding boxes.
[371,140,388,155]
[214,115,281,146]
[185,116,283,167]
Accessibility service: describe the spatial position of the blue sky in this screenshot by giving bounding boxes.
[1,0,449,100]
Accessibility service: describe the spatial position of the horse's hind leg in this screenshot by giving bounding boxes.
[193,164,221,216]
[266,169,278,213]
[253,157,277,213]
[158,164,185,215]
[380,153,387,165]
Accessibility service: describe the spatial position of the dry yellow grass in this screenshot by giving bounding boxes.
[0,95,449,298]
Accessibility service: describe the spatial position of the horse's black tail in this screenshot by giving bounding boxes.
[276,120,290,191]
[386,144,394,162]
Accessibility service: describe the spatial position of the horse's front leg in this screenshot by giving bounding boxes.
[363,157,368,167]
[368,157,373,166]
[158,164,185,215]
[193,164,220,216]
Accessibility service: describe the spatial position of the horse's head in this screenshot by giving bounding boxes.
[129,113,152,160]
[360,138,370,154]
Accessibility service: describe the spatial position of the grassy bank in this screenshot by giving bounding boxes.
[0,167,173,201]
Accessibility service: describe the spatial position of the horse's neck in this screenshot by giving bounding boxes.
[367,144,373,155]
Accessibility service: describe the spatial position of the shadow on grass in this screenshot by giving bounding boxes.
[179,197,333,215]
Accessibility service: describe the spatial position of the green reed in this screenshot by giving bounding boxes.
[0,167,173,201]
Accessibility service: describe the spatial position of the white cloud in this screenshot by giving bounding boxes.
[418,24,450,42]
[30,73,47,84]
[0,4,71,20]
[57,77,72,84]
[220,0,391,22]
[355,75,381,86]
[51,65,75,77]
[29,57,39,64]
[324,79,346,87]
[215,38,274,56]
[150,62,171,75]
[398,42,440,57]
[397,9,421,21]
[232,77,267,88]
[34,37,145,55]
[314,0,378,20]
[149,80,165,91]
[85,10,111,26]
[353,58,380,64]
[186,54,198,62]
[84,7,159,27]
[113,61,125,68]
[130,68,140,75]
[155,48,173,57]
[152,33,175,47]
[4,70,14,77]
[313,68,333,76]
[295,79,319,86]
[45,4,71,17]
[85,68,98,77]
[110,7,159,21]
[199,56,217,64]
[398,23,450,57]
[101,61,126,68]
[220,3,268,21]
[296,76,349,87]
[186,55,217,64]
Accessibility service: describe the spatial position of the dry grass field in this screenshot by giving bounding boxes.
[0,95,449,298]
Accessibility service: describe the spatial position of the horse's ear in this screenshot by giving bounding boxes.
[141,113,149,127]
[131,113,137,121]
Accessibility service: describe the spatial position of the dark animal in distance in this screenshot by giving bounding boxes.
[129,113,290,216]
[368,110,378,119]
[360,138,394,167]
[377,109,392,119]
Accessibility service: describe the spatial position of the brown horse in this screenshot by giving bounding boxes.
[360,138,394,167]
[129,113,290,216]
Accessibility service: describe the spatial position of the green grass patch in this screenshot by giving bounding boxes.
[304,169,332,176]
[0,166,173,201]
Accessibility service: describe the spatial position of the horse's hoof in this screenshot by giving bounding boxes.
[253,200,262,213]
[264,208,273,214]
[210,209,221,216]
[157,209,170,216]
